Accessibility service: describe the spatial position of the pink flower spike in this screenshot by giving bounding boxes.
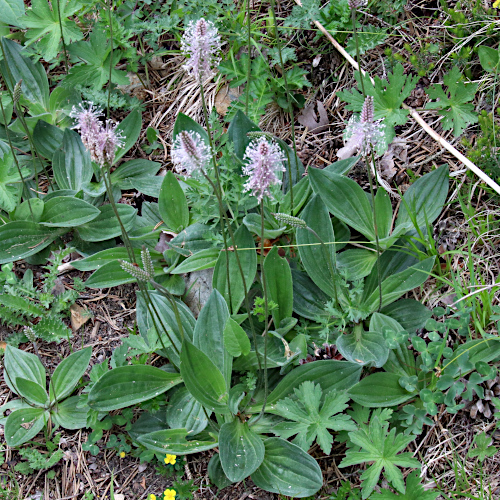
[242,139,286,202]
[171,130,212,176]
[70,102,103,152]
[70,102,124,166]
[95,119,125,166]
[337,96,385,160]
[181,18,221,80]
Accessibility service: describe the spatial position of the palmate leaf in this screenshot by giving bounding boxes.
[371,471,438,500]
[66,30,129,90]
[425,66,478,136]
[338,64,418,143]
[339,411,420,499]
[284,0,321,29]
[24,0,84,61]
[271,381,355,454]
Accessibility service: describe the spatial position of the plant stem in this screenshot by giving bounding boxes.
[100,163,181,354]
[255,199,269,423]
[269,0,299,208]
[245,0,252,114]
[198,77,263,373]
[0,97,33,219]
[55,0,69,74]
[107,0,113,117]
[351,8,383,311]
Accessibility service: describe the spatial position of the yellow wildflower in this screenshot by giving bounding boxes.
[494,0,500,8]
[119,451,126,458]
[164,454,177,465]
[164,489,176,500]
[148,495,156,500]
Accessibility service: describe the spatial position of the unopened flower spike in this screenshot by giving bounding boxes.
[119,260,153,282]
[242,138,286,202]
[181,18,221,79]
[13,80,22,104]
[171,130,211,177]
[23,326,36,343]
[141,248,155,280]
[272,213,307,229]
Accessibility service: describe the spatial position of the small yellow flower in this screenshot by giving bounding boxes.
[148,495,156,500]
[494,0,500,8]
[164,454,177,465]
[119,451,126,458]
[163,489,176,500]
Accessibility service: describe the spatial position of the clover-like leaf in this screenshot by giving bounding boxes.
[271,381,355,455]
[467,432,497,462]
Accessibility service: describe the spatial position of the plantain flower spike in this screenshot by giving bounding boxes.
[70,102,124,166]
[242,138,286,202]
[171,130,211,177]
[181,18,221,80]
[337,95,386,160]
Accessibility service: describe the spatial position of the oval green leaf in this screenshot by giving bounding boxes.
[88,365,182,411]
[251,437,323,498]
[349,372,415,407]
[219,419,265,482]
[40,196,100,227]
[180,340,230,413]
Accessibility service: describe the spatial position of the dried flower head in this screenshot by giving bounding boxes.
[337,96,386,160]
[348,0,367,10]
[171,130,211,176]
[70,102,124,166]
[272,213,307,229]
[181,18,221,80]
[242,139,286,202]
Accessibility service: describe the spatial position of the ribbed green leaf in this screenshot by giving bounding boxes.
[180,341,230,413]
[219,420,265,482]
[136,428,218,455]
[349,372,415,407]
[49,347,91,403]
[263,246,293,327]
[251,438,323,498]
[88,365,182,411]
[5,408,48,446]
[40,196,100,227]
[159,171,189,232]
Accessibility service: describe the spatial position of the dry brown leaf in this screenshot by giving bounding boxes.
[0,341,6,350]
[215,84,243,116]
[70,304,91,332]
[297,100,329,134]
